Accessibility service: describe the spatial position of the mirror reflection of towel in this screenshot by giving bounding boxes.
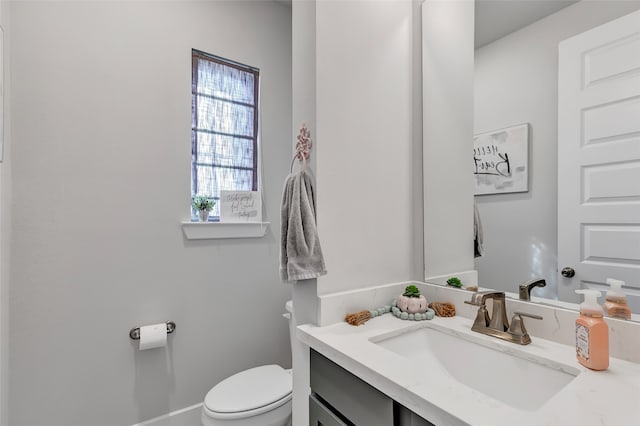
[474,203,484,258]
[280,171,327,282]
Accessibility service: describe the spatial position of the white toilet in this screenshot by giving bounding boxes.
[201,301,294,426]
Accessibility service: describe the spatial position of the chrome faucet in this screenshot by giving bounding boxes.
[465,291,542,345]
[519,278,546,301]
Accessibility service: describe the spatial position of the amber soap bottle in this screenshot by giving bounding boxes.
[575,289,609,371]
[602,278,631,320]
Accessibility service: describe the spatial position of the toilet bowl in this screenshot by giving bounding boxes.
[201,302,293,426]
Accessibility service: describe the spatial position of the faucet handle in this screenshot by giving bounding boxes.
[508,311,543,339]
[464,301,490,327]
[466,290,504,306]
[513,311,543,320]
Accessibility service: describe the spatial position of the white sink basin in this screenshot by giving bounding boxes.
[373,324,580,411]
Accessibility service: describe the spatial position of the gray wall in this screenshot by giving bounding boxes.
[288,2,423,421]
[474,0,640,298]
[9,2,292,425]
[423,0,476,280]
[314,0,423,296]
[0,1,11,424]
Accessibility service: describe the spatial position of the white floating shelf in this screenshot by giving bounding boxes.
[181,221,269,240]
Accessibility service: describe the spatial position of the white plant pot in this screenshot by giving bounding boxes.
[396,294,428,314]
[198,210,210,222]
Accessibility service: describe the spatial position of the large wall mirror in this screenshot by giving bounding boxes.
[425,0,640,320]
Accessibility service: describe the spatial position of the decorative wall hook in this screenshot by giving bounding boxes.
[291,123,313,172]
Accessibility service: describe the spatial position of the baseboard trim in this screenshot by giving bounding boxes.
[131,402,203,426]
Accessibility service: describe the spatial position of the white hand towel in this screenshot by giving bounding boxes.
[280,170,327,282]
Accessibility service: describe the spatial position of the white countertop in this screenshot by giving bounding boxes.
[297,314,640,426]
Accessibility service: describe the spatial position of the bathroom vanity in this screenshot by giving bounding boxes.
[298,282,640,426]
[310,349,432,426]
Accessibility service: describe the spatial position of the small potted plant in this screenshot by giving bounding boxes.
[397,284,428,314]
[192,196,216,222]
[446,277,463,288]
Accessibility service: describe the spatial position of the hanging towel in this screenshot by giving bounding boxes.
[474,202,484,258]
[280,170,327,282]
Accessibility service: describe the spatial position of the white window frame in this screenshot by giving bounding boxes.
[183,49,268,239]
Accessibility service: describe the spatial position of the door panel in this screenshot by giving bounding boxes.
[583,33,640,87]
[558,9,640,308]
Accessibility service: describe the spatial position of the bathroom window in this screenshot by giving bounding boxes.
[191,49,259,221]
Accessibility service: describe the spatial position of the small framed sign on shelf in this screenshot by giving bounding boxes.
[473,123,529,195]
[219,191,262,223]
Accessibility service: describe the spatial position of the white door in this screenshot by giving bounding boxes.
[558,9,640,308]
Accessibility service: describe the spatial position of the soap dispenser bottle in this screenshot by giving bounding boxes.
[575,289,609,371]
[602,278,631,320]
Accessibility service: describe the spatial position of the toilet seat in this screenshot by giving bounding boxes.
[203,365,292,421]
[203,392,291,420]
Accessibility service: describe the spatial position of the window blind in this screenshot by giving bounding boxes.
[191,49,259,219]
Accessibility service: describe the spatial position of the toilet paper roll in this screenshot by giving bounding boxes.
[138,323,167,350]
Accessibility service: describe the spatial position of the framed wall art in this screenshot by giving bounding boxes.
[473,123,529,195]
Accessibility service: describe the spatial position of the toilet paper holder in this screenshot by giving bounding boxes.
[129,321,176,340]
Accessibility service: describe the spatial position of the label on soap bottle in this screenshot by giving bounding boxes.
[576,323,590,360]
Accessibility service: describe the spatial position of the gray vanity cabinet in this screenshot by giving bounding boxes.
[309,350,435,426]
[308,393,348,426]
[309,349,393,425]
[396,406,438,426]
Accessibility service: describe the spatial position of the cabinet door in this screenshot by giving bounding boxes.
[396,404,436,426]
[310,350,393,425]
[309,393,349,426]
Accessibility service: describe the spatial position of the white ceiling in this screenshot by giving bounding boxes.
[278,0,578,49]
[475,0,579,48]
